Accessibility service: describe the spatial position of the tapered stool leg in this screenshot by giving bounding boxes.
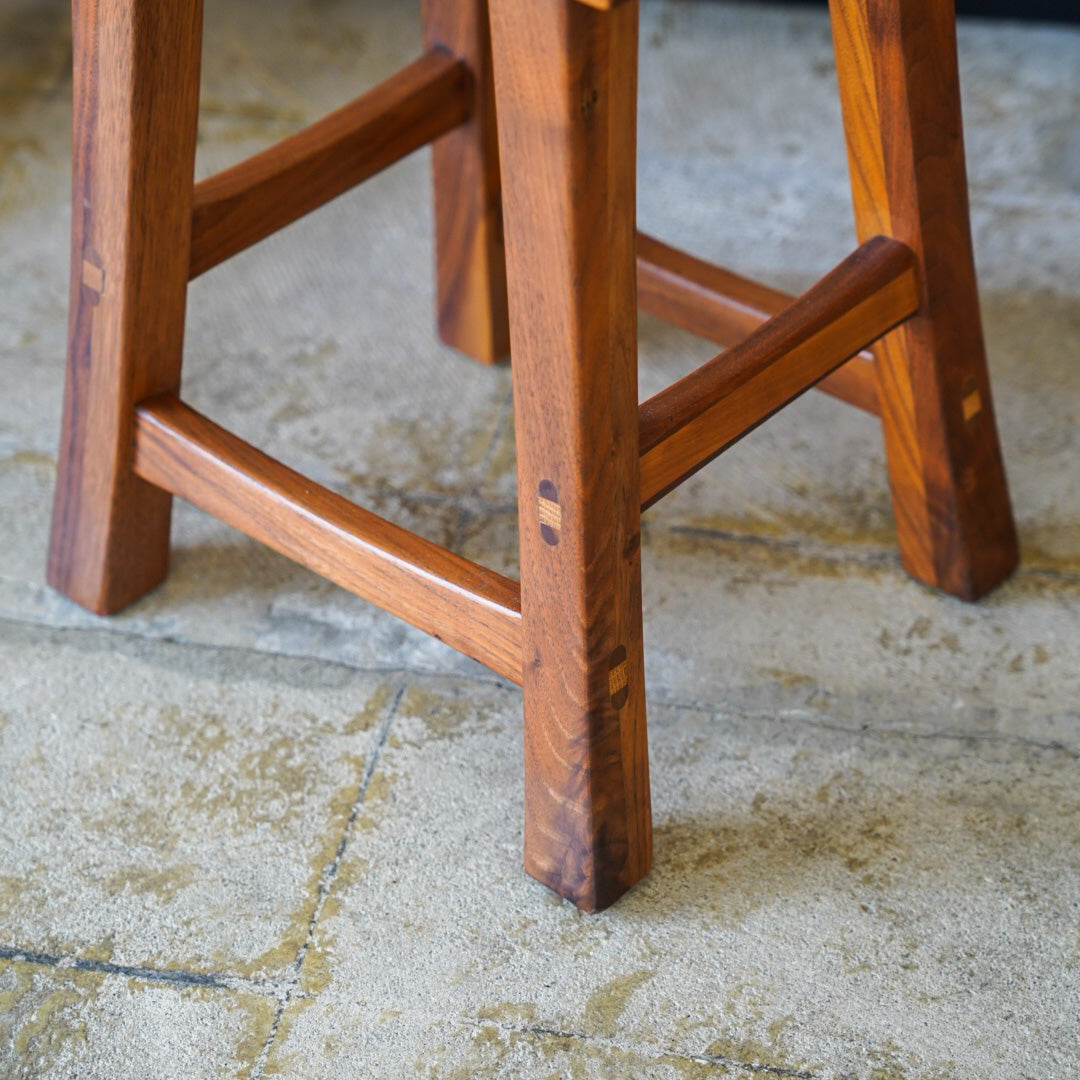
[830,0,1018,600]
[422,0,510,365]
[48,0,203,614]
[489,0,651,911]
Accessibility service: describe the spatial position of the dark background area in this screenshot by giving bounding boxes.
[757,0,1080,24]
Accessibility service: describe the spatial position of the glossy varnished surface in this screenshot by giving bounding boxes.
[638,236,918,506]
[189,50,471,279]
[47,0,204,613]
[422,0,511,365]
[636,232,882,416]
[830,0,1018,599]
[490,0,652,910]
[132,395,524,684]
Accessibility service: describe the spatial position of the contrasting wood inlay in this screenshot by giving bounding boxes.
[422,0,511,365]
[80,259,104,297]
[608,646,630,711]
[537,480,562,545]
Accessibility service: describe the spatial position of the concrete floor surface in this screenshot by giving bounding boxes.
[1,1,1078,1077]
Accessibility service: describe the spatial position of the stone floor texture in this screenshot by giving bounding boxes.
[2,0,1079,1077]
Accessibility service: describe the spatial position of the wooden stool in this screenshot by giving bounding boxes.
[49,0,1018,913]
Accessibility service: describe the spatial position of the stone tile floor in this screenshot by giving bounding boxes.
[1,1,1078,1077]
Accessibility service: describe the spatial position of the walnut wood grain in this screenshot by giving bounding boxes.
[47,0,1021,915]
[132,395,524,684]
[830,0,1018,600]
[490,0,651,911]
[636,232,881,416]
[189,51,470,279]
[422,0,511,365]
[48,0,203,614]
[638,237,918,507]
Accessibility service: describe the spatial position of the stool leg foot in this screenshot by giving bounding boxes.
[422,0,510,365]
[490,0,651,911]
[48,0,203,614]
[831,0,1018,601]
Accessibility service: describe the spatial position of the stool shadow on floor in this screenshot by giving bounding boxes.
[637,732,1077,924]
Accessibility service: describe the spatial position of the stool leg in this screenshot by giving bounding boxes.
[422,0,510,365]
[489,0,651,911]
[830,0,1018,601]
[47,0,203,614]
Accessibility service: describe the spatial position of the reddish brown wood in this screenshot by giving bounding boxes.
[639,237,919,507]
[47,0,1021,915]
[190,51,470,280]
[830,0,1018,600]
[132,395,524,684]
[48,0,203,614]
[490,0,651,911]
[422,0,511,365]
[636,232,881,416]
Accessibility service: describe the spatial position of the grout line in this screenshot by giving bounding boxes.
[782,714,1080,759]
[0,944,281,996]
[649,696,1080,758]
[464,1018,816,1079]
[0,612,519,693]
[657,522,901,569]
[684,1053,815,1079]
[247,684,404,1080]
[0,613,1076,758]
[648,519,1080,587]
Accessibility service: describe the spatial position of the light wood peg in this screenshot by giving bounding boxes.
[608,646,629,710]
[537,480,562,545]
[81,259,105,298]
